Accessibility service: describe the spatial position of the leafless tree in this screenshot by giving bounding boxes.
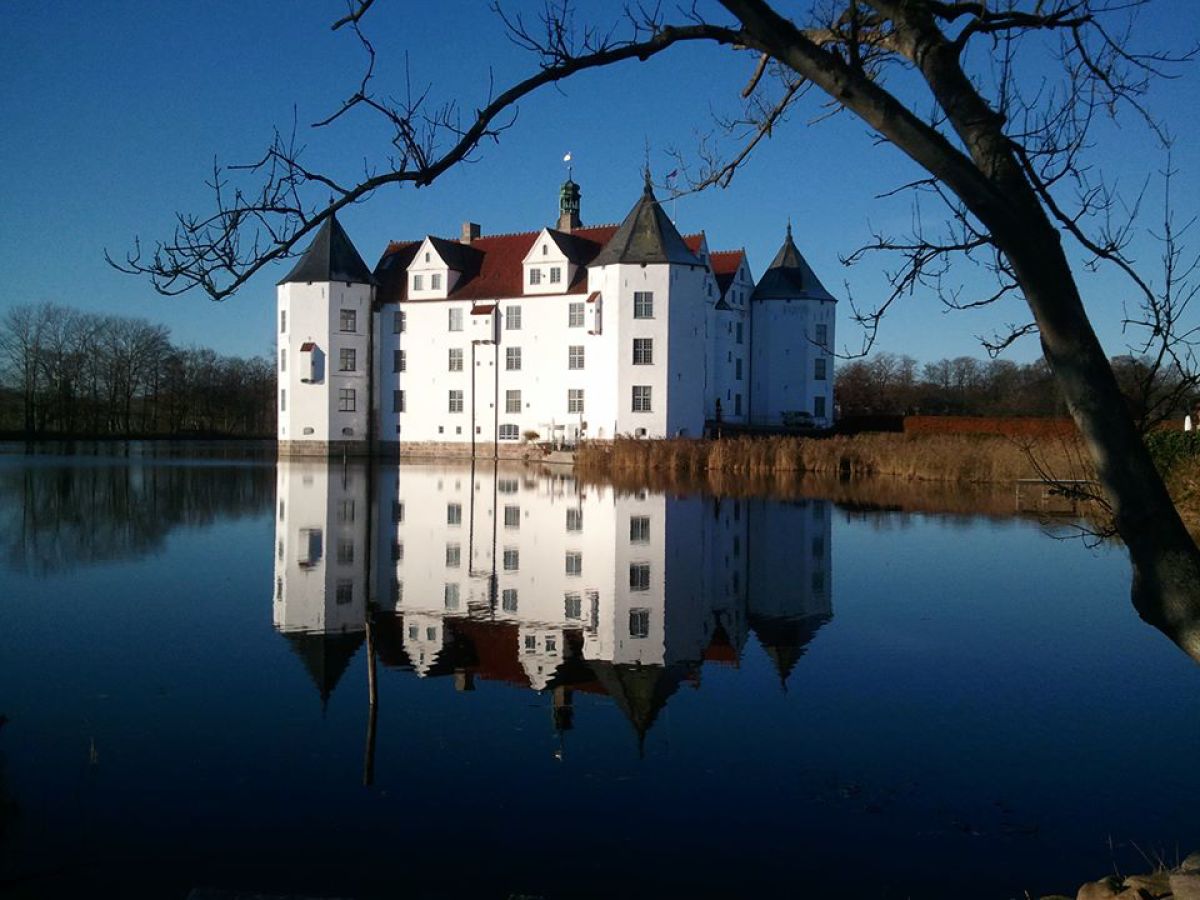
[108,0,1200,658]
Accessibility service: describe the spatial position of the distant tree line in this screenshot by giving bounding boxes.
[0,302,275,437]
[836,352,1195,427]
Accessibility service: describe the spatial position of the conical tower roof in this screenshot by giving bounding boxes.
[281,629,366,705]
[752,224,835,302]
[588,660,692,753]
[591,174,701,267]
[278,213,376,286]
[749,612,831,690]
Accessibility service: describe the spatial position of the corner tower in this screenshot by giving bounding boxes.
[749,225,837,427]
[277,213,377,456]
[588,174,707,439]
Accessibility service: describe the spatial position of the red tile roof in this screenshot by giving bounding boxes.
[374,226,734,305]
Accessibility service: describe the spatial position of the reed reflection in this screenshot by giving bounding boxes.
[271,459,833,750]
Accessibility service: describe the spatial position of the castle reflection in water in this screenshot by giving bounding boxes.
[273,460,832,746]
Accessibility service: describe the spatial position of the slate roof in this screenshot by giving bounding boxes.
[281,628,366,704]
[590,178,703,267]
[752,226,836,302]
[749,612,831,689]
[278,213,376,286]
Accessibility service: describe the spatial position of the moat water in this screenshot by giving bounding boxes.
[0,444,1197,899]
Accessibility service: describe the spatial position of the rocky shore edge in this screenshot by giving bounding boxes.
[1040,851,1200,900]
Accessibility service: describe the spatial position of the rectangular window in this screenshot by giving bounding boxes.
[814,395,827,418]
[280,309,287,333]
[336,581,353,606]
[448,348,463,371]
[568,302,584,327]
[564,592,582,619]
[393,501,405,523]
[413,274,424,291]
[549,266,562,284]
[568,345,584,369]
[632,385,652,413]
[736,322,744,345]
[394,349,405,372]
[735,393,742,416]
[393,389,405,413]
[280,348,286,372]
[632,338,653,365]
[506,305,522,329]
[815,358,828,381]
[529,269,541,285]
[498,479,518,494]
[629,608,650,638]
[568,389,584,414]
[340,309,356,332]
[630,562,651,591]
[506,347,522,371]
[502,589,518,612]
[498,423,519,440]
[448,390,464,413]
[447,503,462,526]
[505,390,521,414]
[339,348,357,372]
[504,505,520,528]
[337,540,354,564]
[524,634,536,652]
[338,388,356,412]
[431,272,442,290]
[633,291,654,319]
[566,508,583,532]
[503,548,519,571]
[393,310,405,333]
[446,544,461,568]
[444,583,460,610]
[815,323,828,347]
[338,499,355,524]
[735,358,743,381]
[280,389,286,412]
[630,515,650,543]
[448,308,463,331]
[565,551,582,576]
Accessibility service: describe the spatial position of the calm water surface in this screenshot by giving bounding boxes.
[0,447,1197,899]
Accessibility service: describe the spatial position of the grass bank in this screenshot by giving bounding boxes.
[576,433,1092,484]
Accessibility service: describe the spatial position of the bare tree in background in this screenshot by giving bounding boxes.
[109,0,1200,657]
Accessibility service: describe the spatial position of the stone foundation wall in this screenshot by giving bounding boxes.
[277,439,373,458]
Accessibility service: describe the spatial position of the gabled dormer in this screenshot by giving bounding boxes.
[405,236,482,300]
[522,228,574,295]
[712,250,755,310]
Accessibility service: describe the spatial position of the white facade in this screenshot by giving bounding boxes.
[276,182,837,454]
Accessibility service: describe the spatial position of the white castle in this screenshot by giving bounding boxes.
[276,175,837,455]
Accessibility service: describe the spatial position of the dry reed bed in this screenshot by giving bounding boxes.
[576,433,1092,484]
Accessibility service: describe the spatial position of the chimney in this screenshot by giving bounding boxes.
[460,221,481,244]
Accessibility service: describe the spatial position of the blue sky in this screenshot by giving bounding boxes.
[1,0,1196,365]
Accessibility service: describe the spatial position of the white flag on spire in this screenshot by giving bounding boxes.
[563,152,572,162]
